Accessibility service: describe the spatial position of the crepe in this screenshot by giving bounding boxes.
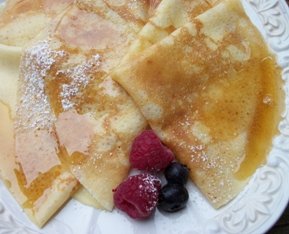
[120,0,220,64]
[0,0,161,226]
[0,0,105,211]
[0,42,80,227]
[0,4,76,227]
[0,0,73,46]
[11,1,158,212]
[40,1,149,211]
[113,0,283,208]
[0,0,222,225]
[0,0,107,226]
[43,0,219,210]
[76,0,161,28]
[0,40,106,228]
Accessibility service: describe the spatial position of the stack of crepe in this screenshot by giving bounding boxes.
[0,0,283,228]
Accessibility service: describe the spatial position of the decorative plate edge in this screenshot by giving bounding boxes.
[211,0,289,233]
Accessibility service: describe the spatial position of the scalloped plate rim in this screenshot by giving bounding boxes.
[0,0,289,234]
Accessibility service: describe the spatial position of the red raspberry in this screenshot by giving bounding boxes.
[113,174,161,219]
[130,130,174,172]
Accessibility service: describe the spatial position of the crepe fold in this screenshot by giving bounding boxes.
[113,0,283,208]
[0,0,74,46]
[0,0,105,227]
[0,0,169,226]
[35,0,218,212]
[120,0,220,63]
[0,1,81,225]
[0,0,156,226]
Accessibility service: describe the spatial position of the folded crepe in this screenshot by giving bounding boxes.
[0,0,74,46]
[113,0,283,208]
[0,0,111,226]
[76,0,161,28]
[43,0,220,210]
[0,0,107,213]
[0,2,81,228]
[1,1,159,225]
[42,1,149,211]
[0,0,159,226]
[0,41,81,228]
[0,0,221,226]
[0,0,146,226]
[120,0,220,64]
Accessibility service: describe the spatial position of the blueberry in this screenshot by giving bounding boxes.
[165,162,189,185]
[157,184,189,212]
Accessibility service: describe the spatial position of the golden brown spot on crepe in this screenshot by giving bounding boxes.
[187,2,215,21]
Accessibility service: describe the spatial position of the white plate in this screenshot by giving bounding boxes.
[1,0,289,233]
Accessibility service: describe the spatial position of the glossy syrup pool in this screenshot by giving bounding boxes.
[235,57,284,179]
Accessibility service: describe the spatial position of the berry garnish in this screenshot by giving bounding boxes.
[113,174,161,219]
[130,130,174,172]
[158,184,189,212]
[165,162,189,185]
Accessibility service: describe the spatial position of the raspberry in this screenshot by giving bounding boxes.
[113,174,161,219]
[130,130,174,172]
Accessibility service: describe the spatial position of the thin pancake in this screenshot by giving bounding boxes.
[0,42,103,219]
[37,0,217,211]
[0,43,79,227]
[0,0,157,226]
[1,0,151,224]
[76,0,161,28]
[0,0,73,46]
[42,1,148,210]
[112,0,283,208]
[0,0,103,211]
[120,0,220,65]
[14,40,80,227]
[0,0,104,225]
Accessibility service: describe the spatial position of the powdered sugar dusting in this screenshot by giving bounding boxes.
[16,40,65,130]
[141,174,161,212]
[130,173,161,213]
[183,133,246,206]
[58,54,101,111]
